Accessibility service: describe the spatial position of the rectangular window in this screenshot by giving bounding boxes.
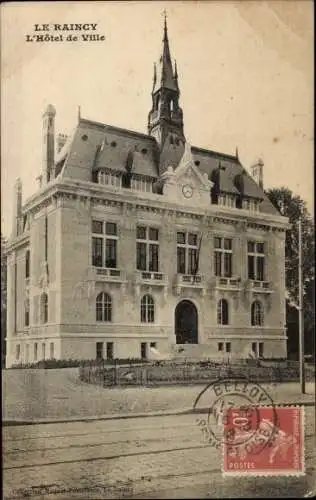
[50,342,54,359]
[105,239,117,268]
[214,251,222,277]
[96,342,103,360]
[141,342,147,360]
[149,244,159,272]
[136,226,159,272]
[25,310,30,327]
[34,343,38,361]
[92,220,118,268]
[137,226,147,240]
[150,342,157,348]
[177,231,199,274]
[177,246,186,274]
[92,220,103,234]
[106,342,114,360]
[225,342,231,353]
[258,342,264,358]
[137,242,147,270]
[106,222,117,236]
[218,342,224,352]
[247,241,265,281]
[92,237,103,267]
[25,344,29,362]
[248,255,255,280]
[214,237,233,277]
[252,342,257,355]
[15,345,20,361]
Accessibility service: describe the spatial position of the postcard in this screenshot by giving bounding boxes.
[1,1,314,498]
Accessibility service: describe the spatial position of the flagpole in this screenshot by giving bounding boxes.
[298,217,305,394]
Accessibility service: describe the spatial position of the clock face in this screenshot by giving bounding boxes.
[182,184,193,199]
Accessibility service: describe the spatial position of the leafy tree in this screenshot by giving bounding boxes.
[265,188,315,357]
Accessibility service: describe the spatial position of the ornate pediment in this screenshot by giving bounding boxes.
[161,142,213,206]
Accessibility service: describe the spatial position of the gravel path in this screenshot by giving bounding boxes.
[2,368,315,422]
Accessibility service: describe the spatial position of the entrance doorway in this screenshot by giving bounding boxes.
[175,300,198,344]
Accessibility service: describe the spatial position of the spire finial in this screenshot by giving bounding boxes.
[78,105,81,122]
[163,9,168,41]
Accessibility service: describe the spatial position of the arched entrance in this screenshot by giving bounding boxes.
[175,300,198,344]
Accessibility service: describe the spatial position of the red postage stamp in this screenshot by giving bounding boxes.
[222,406,305,476]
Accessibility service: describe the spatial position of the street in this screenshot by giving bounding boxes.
[3,409,316,499]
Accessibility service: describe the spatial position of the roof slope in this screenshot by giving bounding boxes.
[58,118,279,216]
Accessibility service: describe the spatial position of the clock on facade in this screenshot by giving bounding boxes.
[182,184,193,198]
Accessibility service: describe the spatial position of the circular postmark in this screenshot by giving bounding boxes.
[194,376,279,456]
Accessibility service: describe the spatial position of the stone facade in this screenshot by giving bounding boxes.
[5,18,289,367]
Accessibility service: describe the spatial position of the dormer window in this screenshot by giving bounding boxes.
[131,175,154,193]
[97,169,121,188]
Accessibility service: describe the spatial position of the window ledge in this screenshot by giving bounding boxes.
[247,280,274,293]
[135,271,168,285]
[93,267,127,283]
[215,277,242,290]
[174,274,206,296]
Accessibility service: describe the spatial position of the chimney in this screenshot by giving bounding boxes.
[12,178,22,237]
[250,157,264,189]
[42,104,56,185]
[56,133,68,153]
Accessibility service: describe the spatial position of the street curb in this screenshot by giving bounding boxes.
[3,401,314,427]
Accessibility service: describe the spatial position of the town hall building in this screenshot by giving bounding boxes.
[5,17,289,367]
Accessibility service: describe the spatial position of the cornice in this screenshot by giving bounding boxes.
[21,178,289,232]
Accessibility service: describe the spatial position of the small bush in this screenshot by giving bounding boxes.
[10,358,87,369]
[9,357,150,370]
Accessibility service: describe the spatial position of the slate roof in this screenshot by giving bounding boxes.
[61,118,159,181]
[58,118,279,215]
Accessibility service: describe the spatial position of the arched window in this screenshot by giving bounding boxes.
[40,293,48,324]
[251,301,264,326]
[96,292,112,322]
[217,299,229,325]
[141,294,155,323]
[25,250,30,278]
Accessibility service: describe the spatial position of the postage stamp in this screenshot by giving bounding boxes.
[223,406,305,476]
[194,377,305,476]
[195,377,278,448]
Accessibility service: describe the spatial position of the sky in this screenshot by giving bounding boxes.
[1,1,314,237]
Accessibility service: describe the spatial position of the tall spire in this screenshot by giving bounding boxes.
[163,9,168,41]
[148,13,184,145]
[154,11,178,92]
